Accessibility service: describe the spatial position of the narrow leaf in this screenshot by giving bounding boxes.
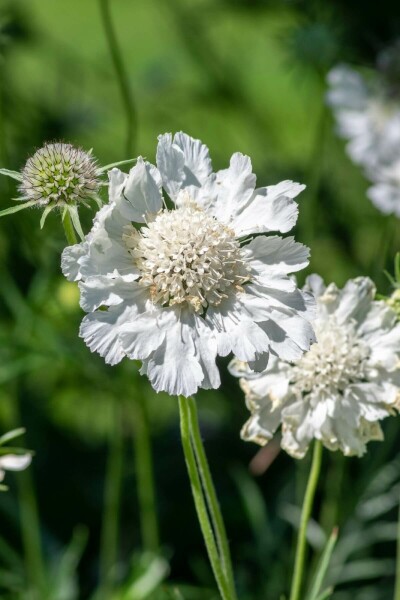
[40,205,53,229]
[68,206,85,241]
[314,587,334,600]
[306,527,338,600]
[97,157,137,174]
[0,428,26,447]
[0,200,36,217]
[0,168,22,182]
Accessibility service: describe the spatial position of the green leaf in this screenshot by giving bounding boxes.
[0,168,22,181]
[314,587,334,600]
[306,527,338,600]
[40,205,54,229]
[97,158,136,174]
[395,252,400,284]
[0,200,36,217]
[0,428,26,447]
[67,205,85,241]
[122,553,169,600]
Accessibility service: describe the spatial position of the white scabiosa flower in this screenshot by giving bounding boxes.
[62,132,315,397]
[326,65,400,176]
[230,275,400,458]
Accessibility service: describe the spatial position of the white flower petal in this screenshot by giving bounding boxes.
[244,235,310,278]
[140,316,204,397]
[62,202,138,283]
[119,308,175,360]
[334,277,375,325]
[118,157,163,222]
[156,133,185,200]
[0,453,31,472]
[210,153,256,223]
[173,131,213,187]
[80,303,139,366]
[61,242,88,282]
[231,181,304,237]
[108,168,127,203]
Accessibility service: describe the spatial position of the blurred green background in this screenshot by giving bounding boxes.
[0,0,400,599]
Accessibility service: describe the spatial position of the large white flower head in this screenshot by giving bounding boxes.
[62,132,315,397]
[230,275,400,458]
[326,65,400,176]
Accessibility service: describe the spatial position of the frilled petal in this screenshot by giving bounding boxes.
[79,303,140,366]
[209,153,256,223]
[116,157,163,222]
[205,296,271,362]
[62,202,138,283]
[61,242,88,282]
[304,274,326,298]
[140,313,204,397]
[156,132,212,201]
[78,277,149,312]
[244,235,310,281]
[334,277,375,325]
[109,167,127,203]
[230,181,304,237]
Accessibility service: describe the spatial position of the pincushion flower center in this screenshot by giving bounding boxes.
[124,201,250,313]
[290,317,369,397]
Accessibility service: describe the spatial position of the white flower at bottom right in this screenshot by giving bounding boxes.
[229,275,400,459]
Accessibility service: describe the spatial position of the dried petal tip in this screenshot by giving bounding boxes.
[20,142,100,208]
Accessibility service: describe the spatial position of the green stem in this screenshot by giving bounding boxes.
[13,391,46,598]
[395,497,400,600]
[133,395,159,553]
[99,402,124,598]
[187,396,237,599]
[289,441,323,600]
[98,0,137,157]
[62,211,78,246]
[178,396,233,600]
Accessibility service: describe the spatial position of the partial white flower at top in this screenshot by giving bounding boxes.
[326,65,400,176]
[62,132,315,397]
[367,159,400,217]
[0,454,31,483]
[230,276,400,458]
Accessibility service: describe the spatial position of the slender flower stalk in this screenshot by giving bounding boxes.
[289,440,323,600]
[395,498,400,600]
[11,399,45,598]
[62,210,78,246]
[178,395,236,600]
[99,402,124,599]
[133,394,159,552]
[186,396,236,598]
[98,0,137,157]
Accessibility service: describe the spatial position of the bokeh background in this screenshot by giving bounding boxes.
[1,1,400,599]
